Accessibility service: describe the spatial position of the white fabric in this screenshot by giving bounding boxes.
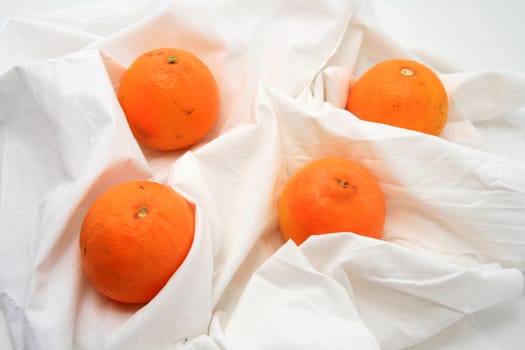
[1,0,525,349]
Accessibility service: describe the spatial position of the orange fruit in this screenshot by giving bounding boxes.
[118,48,220,151]
[79,180,195,304]
[278,157,385,245]
[346,58,448,136]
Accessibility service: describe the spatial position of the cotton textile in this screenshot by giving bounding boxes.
[1,1,525,349]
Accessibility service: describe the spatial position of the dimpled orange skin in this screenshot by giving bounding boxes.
[346,59,448,136]
[79,180,195,304]
[278,157,386,245]
[118,48,220,151]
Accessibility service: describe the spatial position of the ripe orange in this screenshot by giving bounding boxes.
[118,48,220,151]
[278,157,385,245]
[79,180,195,304]
[346,58,448,136]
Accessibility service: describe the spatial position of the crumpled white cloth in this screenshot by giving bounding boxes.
[1,0,525,349]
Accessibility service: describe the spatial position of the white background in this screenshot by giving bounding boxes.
[1,1,525,349]
[3,0,525,74]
